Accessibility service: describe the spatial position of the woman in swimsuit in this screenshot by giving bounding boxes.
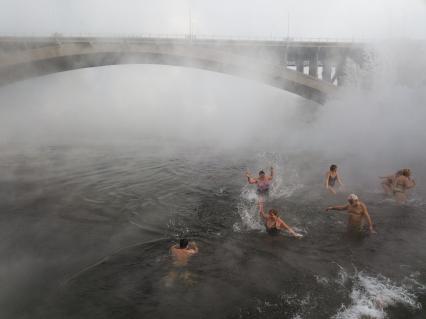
[325,164,343,194]
[246,167,273,201]
[258,201,301,238]
[392,169,416,204]
[380,169,403,195]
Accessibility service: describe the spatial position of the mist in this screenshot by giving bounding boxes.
[1,38,425,176]
[0,1,426,319]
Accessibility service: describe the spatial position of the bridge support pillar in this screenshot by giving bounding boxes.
[296,58,304,73]
[281,48,288,68]
[322,60,332,82]
[332,59,346,86]
[309,52,318,78]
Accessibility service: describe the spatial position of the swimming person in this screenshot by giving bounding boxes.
[392,169,416,204]
[165,239,199,287]
[325,194,376,234]
[325,164,343,194]
[380,169,403,195]
[246,167,273,201]
[258,201,302,238]
[170,238,199,266]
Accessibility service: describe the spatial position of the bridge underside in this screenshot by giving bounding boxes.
[0,47,338,104]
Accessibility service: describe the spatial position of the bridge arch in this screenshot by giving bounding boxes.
[0,42,337,104]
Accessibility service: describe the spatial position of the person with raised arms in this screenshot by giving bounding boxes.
[246,166,274,203]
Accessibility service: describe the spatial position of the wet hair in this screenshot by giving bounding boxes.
[259,170,265,176]
[179,238,189,248]
[330,164,337,171]
[402,169,411,177]
[268,209,278,216]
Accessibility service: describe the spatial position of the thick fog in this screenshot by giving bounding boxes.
[0,2,426,319]
[0,38,425,163]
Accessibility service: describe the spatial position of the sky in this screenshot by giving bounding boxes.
[0,0,425,39]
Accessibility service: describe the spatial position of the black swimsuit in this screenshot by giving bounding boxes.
[266,227,279,236]
[329,175,338,187]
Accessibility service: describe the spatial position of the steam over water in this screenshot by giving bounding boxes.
[0,41,426,318]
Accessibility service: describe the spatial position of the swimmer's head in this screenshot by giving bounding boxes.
[347,194,359,204]
[259,170,265,177]
[330,164,337,172]
[402,168,411,177]
[268,209,279,216]
[179,238,189,248]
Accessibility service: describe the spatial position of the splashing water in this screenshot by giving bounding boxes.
[333,272,421,319]
[235,155,305,231]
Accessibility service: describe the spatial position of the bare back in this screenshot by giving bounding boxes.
[170,245,198,266]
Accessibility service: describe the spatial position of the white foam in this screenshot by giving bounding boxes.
[333,272,421,319]
[236,200,264,231]
[268,171,304,200]
[315,275,330,286]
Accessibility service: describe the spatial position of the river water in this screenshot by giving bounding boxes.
[0,140,425,319]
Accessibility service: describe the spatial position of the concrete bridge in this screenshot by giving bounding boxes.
[0,34,366,104]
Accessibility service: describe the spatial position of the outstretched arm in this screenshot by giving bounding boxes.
[325,205,349,212]
[276,218,301,238]
[268,166,274,180]
[258,201,267,220]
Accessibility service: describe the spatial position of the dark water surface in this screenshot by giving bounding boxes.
[0,141,425,319]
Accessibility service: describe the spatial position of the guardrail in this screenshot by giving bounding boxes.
[0,32,369,43]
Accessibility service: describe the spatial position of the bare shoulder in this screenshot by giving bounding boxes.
[188,248,198,255]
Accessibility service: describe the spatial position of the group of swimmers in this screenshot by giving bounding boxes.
[242,164,416,238]
[169,164,416,268]
[380,168,416,204]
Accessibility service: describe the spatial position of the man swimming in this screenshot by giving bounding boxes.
[325,194,376,234]
[392,169,416,204]
[259,201,302,238]
[246,167,273,199]
[170,238,199,267]
[165,239,199,287]
[325,164,343,194]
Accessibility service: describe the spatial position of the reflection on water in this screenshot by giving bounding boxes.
[0,141,425,319]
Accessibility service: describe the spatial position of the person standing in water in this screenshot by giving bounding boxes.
[392,169,416,204]
[324,164,344,194]
[259,201,302,238]
[325,194,376,234]
[380,169,403,195]
[246,167,274,201]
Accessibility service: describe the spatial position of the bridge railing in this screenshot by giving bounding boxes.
[0,32,369,44]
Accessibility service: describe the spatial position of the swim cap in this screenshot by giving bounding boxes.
[347,194,359,201]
